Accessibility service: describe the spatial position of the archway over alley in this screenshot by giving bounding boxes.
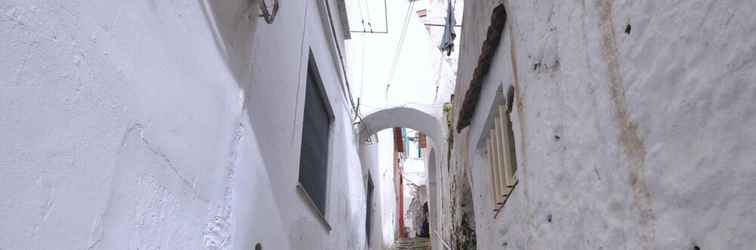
[358,106,452,250]
[358,107,444,150]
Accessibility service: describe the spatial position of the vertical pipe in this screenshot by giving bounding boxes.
[397,155,406,239]
[393,127,406,239]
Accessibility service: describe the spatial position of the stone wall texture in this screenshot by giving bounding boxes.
[445,0,756,249]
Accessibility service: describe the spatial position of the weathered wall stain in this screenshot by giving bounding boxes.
[598,0,656,248]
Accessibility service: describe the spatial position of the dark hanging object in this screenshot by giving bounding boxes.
[456,4,508,132]
[260,0,279,24]
[438,0,457,56]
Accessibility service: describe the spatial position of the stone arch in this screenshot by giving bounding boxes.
[358,107,445,151]
[359,107,448,249]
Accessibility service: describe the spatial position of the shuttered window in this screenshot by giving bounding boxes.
[366,176,374,245]
[486,87,518,212]
[298,56,333,215]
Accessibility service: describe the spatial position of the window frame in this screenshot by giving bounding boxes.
[296,51,335,231]
[481,85,518,216]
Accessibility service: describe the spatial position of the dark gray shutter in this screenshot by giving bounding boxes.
[366,177,374,244]
[298,65,331,214]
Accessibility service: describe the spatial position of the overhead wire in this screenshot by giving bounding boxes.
[355,0,370,119]
[349,0,389,33]
[323,0,358,121]
[364,0,373,32]
[432,56,443,102]
[355,33,368,122]
[385,0,415,99]
[357,0,366,31]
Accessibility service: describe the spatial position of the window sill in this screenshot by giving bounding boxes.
[296,183,332,232]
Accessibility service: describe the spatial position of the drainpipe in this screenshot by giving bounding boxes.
[398,157,406,239]
[399,129,408,239]
[393,127,407,239]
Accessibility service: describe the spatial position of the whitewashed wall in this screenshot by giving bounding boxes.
[244,0,368,249]
[454,0,756,249]
[362,129,398,250]
[0,0,366,249]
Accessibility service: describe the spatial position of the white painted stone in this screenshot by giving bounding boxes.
[453,0,756,249]
[0,0,364,249]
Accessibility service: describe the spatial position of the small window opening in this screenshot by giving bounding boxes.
[486,86,519,214]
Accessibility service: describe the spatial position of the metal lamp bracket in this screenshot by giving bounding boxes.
[259,0,279,24]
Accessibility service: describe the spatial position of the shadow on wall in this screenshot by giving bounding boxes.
[199,0,260,85]
[451,170,476,249]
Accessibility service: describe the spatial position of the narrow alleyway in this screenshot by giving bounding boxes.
[2,0,756,249]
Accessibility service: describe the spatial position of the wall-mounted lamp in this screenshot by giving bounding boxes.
[259,0,279,24]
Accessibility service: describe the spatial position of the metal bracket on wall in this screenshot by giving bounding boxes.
[260,0,279,24]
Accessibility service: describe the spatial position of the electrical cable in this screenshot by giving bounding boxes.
[323,0,358,119]
[364,0,373,32]
[385,0,415,99]
[432,54,444,102]
[349,0,389,33]
[359,36,367,102]
[354,35,367,121]
[357,0,366,31]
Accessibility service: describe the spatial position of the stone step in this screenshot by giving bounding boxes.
[391,238,431,250]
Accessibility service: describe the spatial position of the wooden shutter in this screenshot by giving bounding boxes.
[298,62,332,214]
